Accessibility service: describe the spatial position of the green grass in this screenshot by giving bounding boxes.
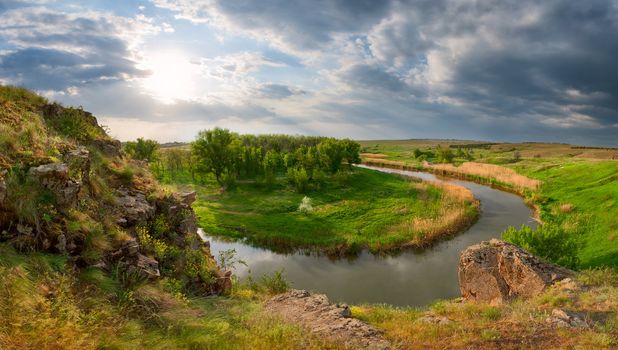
[0,243,336,350]
[510,159,618,267]
[162,167,477,254]
[357,139,618,268]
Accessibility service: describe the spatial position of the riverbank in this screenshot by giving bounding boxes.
[164,167,479,255]
[359,140,618,268]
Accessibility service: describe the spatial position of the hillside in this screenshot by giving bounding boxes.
[1,87,617,349]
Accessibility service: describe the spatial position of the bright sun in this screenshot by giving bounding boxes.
[141,52,196,103]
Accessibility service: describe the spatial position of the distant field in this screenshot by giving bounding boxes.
[357,139,618,268]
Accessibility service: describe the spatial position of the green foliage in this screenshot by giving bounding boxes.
[44,104,104,142]
[287,166,310,193]
[502,223,580,269]
[435,145,454,163]
[124,138,160,161]
[192,128,239,185]
[184,128,362,192]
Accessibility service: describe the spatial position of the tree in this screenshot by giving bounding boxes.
[340,139,361,170]
[192,128,239,185]
[317,139,344,174]
[124,138,159,161]
[435,145,454,163]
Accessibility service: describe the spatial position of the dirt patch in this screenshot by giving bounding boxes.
[265,290,391,349]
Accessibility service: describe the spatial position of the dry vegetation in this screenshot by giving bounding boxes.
[426,161,542,191]
[388,181,479,248]
[354,268,618,349]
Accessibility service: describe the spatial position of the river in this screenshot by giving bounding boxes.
[198,165,537,307]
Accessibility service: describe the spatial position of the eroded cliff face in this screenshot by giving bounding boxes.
[0,89,230,295]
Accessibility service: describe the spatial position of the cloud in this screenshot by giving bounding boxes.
[151,0,392,54]
[0,6,161,93]
[257,83,306,99]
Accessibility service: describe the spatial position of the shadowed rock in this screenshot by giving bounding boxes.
[28,163,80,208]
[459,239,573,304]
[265,289,391,349]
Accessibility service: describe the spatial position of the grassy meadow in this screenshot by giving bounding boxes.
[160,166,479,254]
[358,139,618,268]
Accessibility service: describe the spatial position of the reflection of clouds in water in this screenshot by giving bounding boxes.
[197,168,535,306]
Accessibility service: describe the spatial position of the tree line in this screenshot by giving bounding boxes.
[124,128,362,192]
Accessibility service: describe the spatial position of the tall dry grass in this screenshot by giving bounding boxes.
[387,181,479,247]
[426,162,541,191]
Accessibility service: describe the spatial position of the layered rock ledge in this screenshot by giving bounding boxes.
[265,289,391,349]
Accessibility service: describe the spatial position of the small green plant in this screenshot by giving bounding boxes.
[258,270,290,294]
[217,248,247,271]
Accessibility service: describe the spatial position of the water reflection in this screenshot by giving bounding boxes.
[199,165,537,307]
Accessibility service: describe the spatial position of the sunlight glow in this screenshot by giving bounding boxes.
[141,52,197,103]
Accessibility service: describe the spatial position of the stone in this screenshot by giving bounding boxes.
[180,191,197,206]
[418,314,453,325]
[64,146,90,183]
[115,189,155,225]
[115,238,140,257]
[213,270,233,295]
[458,239,573,304]
[55,234,67,254]
[546,309,588,328]
[28,163,80,208]
[135,254,160,278]
[265,289,391,349]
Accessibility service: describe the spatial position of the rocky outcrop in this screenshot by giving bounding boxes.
[265,289,390,349]
[115,188,155,226]
[28,163,80,208]
[459,239,573,304]
[64,146,90,184]
[545,308,588,328]
[108,238,160,278]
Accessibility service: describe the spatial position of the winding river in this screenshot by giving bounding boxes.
[199,165,537,307]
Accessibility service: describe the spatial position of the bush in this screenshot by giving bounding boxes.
[297,196,313,214]
[287,167,309,193]
[260,270,290,294]
[502,223,580,269]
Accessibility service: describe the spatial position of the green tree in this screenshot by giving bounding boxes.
[317,139,344,173]
[435,145,454,163]
[192,128,239,185]
[124,138,159,161]
[340,139,361,170]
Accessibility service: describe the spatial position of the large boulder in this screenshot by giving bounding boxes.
[458,239,573,304]
[28,163,80,208]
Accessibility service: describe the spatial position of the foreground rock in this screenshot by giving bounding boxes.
[459,239,573,304]
[265,289,390,349]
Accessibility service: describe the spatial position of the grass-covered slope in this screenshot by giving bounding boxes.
[163,166,478,254]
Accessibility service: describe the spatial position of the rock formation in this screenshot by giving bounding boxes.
[265,289,391,349]
[458,239,573,304]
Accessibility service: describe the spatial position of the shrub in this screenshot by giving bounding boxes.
[502,222,580,269]
[297,196,313,214]
[260,270,290,294]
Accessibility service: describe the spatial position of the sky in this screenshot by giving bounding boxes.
[1,0,617,146]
